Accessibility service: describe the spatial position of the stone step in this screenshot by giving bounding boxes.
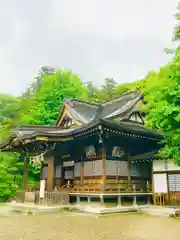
[140,207,176,217]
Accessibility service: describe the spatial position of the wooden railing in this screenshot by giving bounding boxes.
[168,192,180,205]
[71,182,152,193]
[35,190,70,205]
[16,190,70,205]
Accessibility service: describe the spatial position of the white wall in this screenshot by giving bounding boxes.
[167,160,180,171]
[153,160,166,172]
[153,173,168,193]
[153,159,180,172]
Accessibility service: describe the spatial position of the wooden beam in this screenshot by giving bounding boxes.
[47,156,54,191]
[130,151,158,161]
[36,136,73,142]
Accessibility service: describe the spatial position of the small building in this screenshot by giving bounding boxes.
[1,90,179,206]
[153,159,180,205]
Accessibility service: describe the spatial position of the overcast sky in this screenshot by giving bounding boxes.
[0,0,178,96]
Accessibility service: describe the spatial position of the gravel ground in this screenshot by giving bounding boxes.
[0,213,179,240]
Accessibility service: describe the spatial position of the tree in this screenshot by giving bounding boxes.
[140,3,180,165]
[30,66,56,94]
[173,2,180,41]
[23,69,88,125]
[142,52,180,164]
[0,154,19,201]
[99,78,118,101]
[0,94,23,200]
[85,81,101,103]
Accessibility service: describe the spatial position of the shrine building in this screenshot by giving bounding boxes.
[1,90,180,207]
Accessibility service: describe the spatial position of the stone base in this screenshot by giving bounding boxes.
[74,204,139,214]
[140,205,177,217]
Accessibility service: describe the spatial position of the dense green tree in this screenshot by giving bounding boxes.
[24,69,88,125]
[0,94,21,137]
[30,66,56,94]
[0,154,19,201]
[140,2,180,164]
[142,51,180,164]
[0,94,23,200]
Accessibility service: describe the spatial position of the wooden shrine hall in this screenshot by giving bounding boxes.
[0,90,163,206]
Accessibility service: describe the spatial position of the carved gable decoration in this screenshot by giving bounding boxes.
[112,146,124,157]
[61,115,74,127]
[85,145,96,158]
[57,101,82,127]
[128,112,144,124]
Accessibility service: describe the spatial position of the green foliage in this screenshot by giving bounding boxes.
[173,3,180,41]
[0,94,23,200]
[0,152,20,201]
[0,94,21,139]
[0,68,89,200]
[24,69,88,125]
[143,50,180,164]
[99,78,118,101]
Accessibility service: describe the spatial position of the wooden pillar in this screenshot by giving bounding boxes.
[22,152,29,202]
[166,171,170,205]
[101,144,106,188]
[22,152,29,192]
[127,154,132,189]
[47,156,54,191]
[152,161,155,204]
[80,156,84,187]
[165,159,170,205]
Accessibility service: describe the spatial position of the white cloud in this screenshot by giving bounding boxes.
[0,0,178,95]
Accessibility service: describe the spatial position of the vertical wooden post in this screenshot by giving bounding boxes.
[152,161,155,204]
[127,154,132,190]
[47,156,54,191]
[80,156,84,187]
[22,152,29,202]
[166,171,170,205]
[165,159,170,205]
[101,143,106,190]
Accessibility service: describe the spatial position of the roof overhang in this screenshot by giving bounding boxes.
[0,118,163,153]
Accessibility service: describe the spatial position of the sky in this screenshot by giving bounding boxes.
[0,0,178,96]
